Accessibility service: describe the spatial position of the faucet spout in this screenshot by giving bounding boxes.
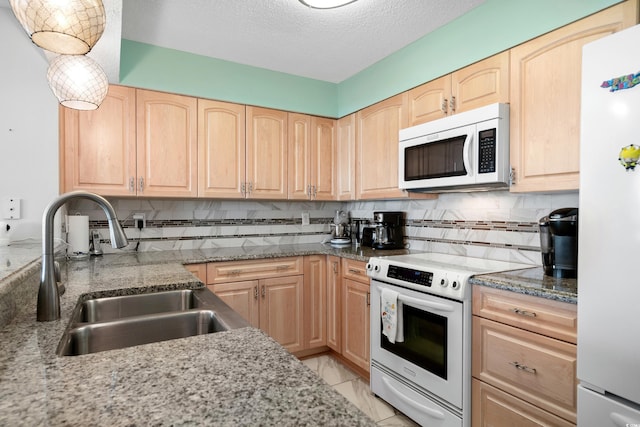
[37,191,129,322]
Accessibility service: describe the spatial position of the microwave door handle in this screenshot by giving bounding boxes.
[376,287,455,313]
[463,131,473,174]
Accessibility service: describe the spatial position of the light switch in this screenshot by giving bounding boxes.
[2,197,21,219]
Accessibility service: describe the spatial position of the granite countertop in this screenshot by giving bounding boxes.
[0,246,380,426]
[470,266,578,304]
[0,241,577,424]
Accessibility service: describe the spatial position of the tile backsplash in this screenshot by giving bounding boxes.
[68,191,579,265]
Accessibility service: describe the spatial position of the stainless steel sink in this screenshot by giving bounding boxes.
[78,289,203,322]
[58,288,248,356]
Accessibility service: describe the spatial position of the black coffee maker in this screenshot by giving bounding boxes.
[539,208,578,278]
[372,211,405,250]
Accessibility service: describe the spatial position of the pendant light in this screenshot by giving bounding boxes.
[46,55,108,110]
[9,0,106,55]
[299,0,358,9]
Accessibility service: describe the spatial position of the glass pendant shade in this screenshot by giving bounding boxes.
[47,55,108,110]
[9,0,106,55]
[299,0,357,8]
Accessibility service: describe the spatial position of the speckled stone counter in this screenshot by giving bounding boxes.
[470,266,577,304]
[0,245,384,426]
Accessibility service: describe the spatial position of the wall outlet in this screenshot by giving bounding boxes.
[301,212,310,226]
[133,213,146,229]
[2,197,21,219]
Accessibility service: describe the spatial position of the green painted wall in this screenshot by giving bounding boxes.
[337,0,623,116]
[120,40,338,117]
[120,0,622,118]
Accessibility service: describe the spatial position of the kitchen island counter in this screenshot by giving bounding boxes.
[0,251,376,426]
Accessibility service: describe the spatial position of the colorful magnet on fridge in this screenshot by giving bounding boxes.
[601,72,640,92]
[618,144,640,171]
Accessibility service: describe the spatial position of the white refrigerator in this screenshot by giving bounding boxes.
[578,24,640,425]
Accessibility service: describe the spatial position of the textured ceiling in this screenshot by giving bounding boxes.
[1,0,485,84]
[121,0,485,83]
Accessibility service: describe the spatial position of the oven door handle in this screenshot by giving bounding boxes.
[376,287,455,313]
[381,377,446,420]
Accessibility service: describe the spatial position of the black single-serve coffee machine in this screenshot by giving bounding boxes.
[539,208,578,278]
[372,211,405,250]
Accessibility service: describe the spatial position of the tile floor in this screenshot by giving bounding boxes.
[301,354,419,426]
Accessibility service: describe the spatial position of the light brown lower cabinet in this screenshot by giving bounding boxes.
[326,256,342,352]
[210,275,305,353]
[206,256,331,355]
[472,379,575,427]
[472,285,577,426]
[341,258,370,373]
[303,255,327,349]
[184,263,207,283]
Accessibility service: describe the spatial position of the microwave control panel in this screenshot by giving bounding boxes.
[478,128,497,174]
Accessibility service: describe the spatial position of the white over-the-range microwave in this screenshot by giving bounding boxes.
[399,102,510,192]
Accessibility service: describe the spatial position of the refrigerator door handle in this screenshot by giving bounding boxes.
[610,411,640,427]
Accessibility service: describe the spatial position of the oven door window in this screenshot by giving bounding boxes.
[404,135,467,181]
[381,304,447,379]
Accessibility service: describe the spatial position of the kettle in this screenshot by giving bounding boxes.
[539,208,578,278]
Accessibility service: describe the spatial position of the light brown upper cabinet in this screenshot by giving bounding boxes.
[336,114,356,200]
[288,114,336,200]
[136,89,198,197]
[356,93,410,199]
[246,106,288,199]
[60,85,137,195]
[61,87,198,197]
[197,99,246,198]
[509,1,638,192]
[408,52,510,126]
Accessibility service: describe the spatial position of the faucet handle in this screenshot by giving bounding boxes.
[54,260,61,283]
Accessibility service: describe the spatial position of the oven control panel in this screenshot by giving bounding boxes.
[366,258,469,300]
[387,265,433,287]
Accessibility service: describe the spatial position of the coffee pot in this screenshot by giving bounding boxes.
[539,208,578,278]
[372,211,404,250]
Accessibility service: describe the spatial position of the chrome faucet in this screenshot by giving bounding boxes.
[37,191,128,321]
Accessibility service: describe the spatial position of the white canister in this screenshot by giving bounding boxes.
[0,222,10,246]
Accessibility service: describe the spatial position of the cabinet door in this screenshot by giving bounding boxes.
[311,117,336,200]
[408,75,451,126]
[509,1,637,192]
[206,257,304,284]
[472,379,575,427]
[473,285,577,344]
[356,93,409,199]
[287,113,312,200]
[326,256,341,352]
[260,275,305,353]
[209,280,259,328]
[473,316,577,423]
[246,106,288,199]
[451,51,509,114]
[198,99,245,198]
[60,85,137,195]
[184,263,207,283]
[342,278,370,372]
[304,255,327,349]
[336,114,356,200]
[136,90,198,197]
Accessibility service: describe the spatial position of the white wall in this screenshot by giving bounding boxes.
[0,9,59,242]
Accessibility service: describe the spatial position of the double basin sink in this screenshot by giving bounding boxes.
[57,288,248,356]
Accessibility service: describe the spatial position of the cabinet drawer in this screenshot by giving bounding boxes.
[472,317,577,423]
[472,379,575,427]
[473,285,577,344]
[206,257,303,284]
[342,258,368,283]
